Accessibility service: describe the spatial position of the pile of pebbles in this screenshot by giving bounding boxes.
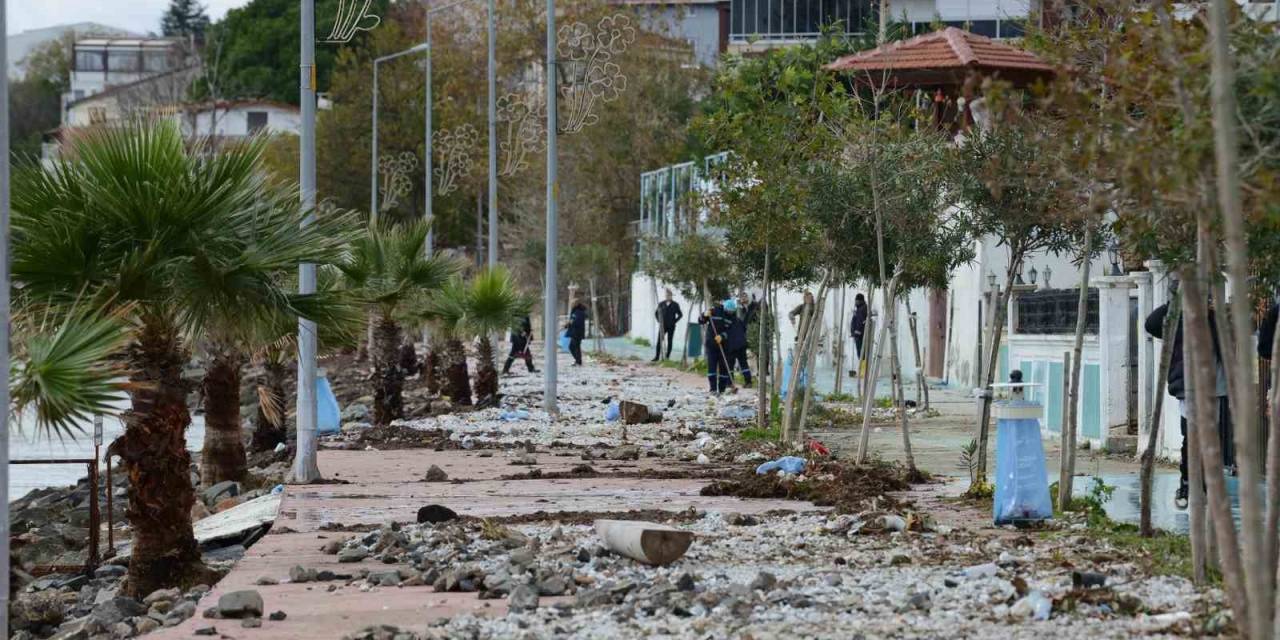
[305,511,1219,640]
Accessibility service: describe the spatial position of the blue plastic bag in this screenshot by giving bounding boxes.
[993,402,1053,525]
[756,456,806,475]
[317,374,341,435]
[780,353,807,399]
[500,409,530,422]
[604,401,620,422]
[558,329,571,353]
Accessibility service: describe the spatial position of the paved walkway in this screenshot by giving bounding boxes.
[152,346,1188,638]
[154,364,819,639]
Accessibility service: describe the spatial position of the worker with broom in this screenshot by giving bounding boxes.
[700,300,735,394]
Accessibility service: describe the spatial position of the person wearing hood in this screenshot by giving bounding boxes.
[850,293,869,362]
[503,315,537,375]
[700,300,734,394]
[1145,288,1233,510]
[724,298,752,386]
[567,300,588,366]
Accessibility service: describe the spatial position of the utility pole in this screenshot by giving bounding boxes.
[1,0,12,631]
[543,0,559,414]
[487,0,498,267]
[371,59,379,222]
[292,0,321,483]
[424,31,433,256]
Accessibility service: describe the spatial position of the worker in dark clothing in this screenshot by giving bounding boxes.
[652,289,683,362]
[568,301,588,366]
[850,293,869,362]
[1259,300,1279,361]
[700,301,734,394]
[724,299,752,386]
[503,316,537,374]
[789,291,816,329]
[1145,296,1232,510]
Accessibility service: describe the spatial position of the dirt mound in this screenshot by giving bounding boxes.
[700,458,917,513]
[350,425,456,450]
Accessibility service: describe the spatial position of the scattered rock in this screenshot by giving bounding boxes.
[194,625,219,636]
[242,617,263,628]
[203,480,241,506]
[424,465,449,482]
[417,504,458,524]
[269,611,288,621]
[289,565,318,583]
[93,565,127,579]
[676,573,696,592]
[537,575,568,597]
[619,401,652,424]
[338,547,370,563]
[216,590,264,619]
[508,584,540,611]
[750,572,777,592]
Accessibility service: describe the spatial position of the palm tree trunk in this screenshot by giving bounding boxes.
[250,358,289,453]
[445,338,473,406]
[200,345,248,486]
[475,336,499,402]
[114,318,213,597]
[1140,291,1179,536]
[372,314,405,425]
[425,337,442,396]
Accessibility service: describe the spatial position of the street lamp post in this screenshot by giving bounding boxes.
[487,0,498,267]
[543,0,559,414]
[1,0,12,630]
[292,0,321,483]
[371,42,430,225]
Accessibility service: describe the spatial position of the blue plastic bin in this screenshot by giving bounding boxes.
[993,398,1053,525]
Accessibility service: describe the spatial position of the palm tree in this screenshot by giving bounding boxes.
[461,268,529,402]
[425,277,475,406]
[337,221,459,425]
[10,123,354,596]
[202,267,359,484]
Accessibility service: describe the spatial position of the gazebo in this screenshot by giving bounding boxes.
[824,27,1056,129]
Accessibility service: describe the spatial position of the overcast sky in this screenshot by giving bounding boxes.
[9,0,252,36]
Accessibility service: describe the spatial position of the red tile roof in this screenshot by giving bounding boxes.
[825,27,1055,77]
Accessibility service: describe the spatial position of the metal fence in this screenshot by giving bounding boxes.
[1015,288,1099,335]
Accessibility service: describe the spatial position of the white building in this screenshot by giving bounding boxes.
[64,37,187,121]
[170,100,303,140]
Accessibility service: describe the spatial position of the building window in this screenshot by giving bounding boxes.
[143,50,171,73]
[730,0,872,42]
[247,111,269,134]
[75,50,106,72]
[998,20,1027,38]
[107,50,142,73]
[968,19,998,37]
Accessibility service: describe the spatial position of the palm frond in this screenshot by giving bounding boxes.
[11,306,131,439]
